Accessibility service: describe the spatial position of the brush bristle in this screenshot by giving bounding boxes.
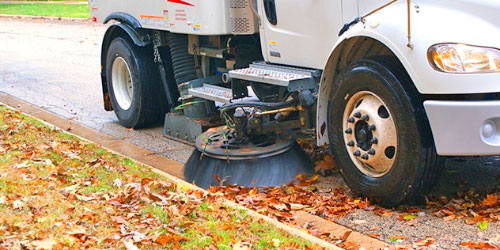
[184,142,314,189]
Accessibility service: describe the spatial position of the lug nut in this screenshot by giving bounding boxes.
[353,112,361,118]
[361,154,369,160]
[347,117,355,123]
[347,141,355,147]
[369,125,376,131]
[362,115,370,121]
[371,138,378,144]
[353,150,361,156]
[368,148,376,155]
[345,128,353,134]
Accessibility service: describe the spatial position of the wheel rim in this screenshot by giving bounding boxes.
[343,91,397,177]
[111,57,134,110]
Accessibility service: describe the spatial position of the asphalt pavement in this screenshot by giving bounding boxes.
[0,18,499,248]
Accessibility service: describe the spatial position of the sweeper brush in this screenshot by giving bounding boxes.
[184,126,314,189]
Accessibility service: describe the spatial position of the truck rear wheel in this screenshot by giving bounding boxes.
[106,37,161,128]
[327,57,442,206]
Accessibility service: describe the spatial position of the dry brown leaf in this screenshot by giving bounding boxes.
[341,230,352,242]
[460,241,498,249]
[481,195,498,207]
[122,239,139,250]
[30,238,60,250]
[314,153,335,174]
[415,237,436,246]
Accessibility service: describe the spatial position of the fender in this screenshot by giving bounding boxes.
[100,23,152,111]
[316,0,500,146]
[103,12,142,29]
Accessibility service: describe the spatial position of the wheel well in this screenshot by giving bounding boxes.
[317,36,406,146]
[334,37,396,75]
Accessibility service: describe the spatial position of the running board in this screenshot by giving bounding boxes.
[188,84,233,104]
[228,62,321,91]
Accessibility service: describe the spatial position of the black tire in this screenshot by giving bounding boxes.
[106,37,164,128]
[327,56,442,206]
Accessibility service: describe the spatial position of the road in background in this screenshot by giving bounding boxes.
[1,18,498,248]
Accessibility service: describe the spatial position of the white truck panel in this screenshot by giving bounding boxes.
[90,0,232,35]
[257,0,343,70]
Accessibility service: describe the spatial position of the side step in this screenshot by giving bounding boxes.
[188,84,233,104]
[228,62,321,91]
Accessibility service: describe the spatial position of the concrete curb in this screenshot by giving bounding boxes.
[0,14,88,22]
[0,93,341,249]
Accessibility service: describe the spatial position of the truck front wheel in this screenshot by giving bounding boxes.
[328,57,442,206]
[106,37,160,128]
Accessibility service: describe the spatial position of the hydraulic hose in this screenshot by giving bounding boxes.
[220,99,297,113]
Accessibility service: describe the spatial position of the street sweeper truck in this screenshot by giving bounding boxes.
[89,0,500,206]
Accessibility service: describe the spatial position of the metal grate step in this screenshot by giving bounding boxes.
[188,84,233,104]
[228,62,320,91]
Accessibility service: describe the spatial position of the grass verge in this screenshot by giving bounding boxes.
[0,3,89,18]
[0,104,316,249]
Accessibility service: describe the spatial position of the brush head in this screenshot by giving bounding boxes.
[184,142,314,189]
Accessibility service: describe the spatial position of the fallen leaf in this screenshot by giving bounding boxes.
[123,239,139,250]
[481,195,498,207]
[155,234,172,247]
[399,214,416,221]
[342,241,359,250]
[113,178,123,187]
[415,237,436,246]
[64,184,80,194]
[290,203,305,210]
[478,221,488,230]
[214,174,221,185]
[13,200,24,210]
[314,153,335,174]
[390,235,407,243]
[341,230,352,242]
[233,241,251,250]
[249,187,258,196]
[30,238,59,250]
[460,241,498,249]
[112,216,129,225]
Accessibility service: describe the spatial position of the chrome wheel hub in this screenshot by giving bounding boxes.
[343,91,397,177]
[111,57,134,110]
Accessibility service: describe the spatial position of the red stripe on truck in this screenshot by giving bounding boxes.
[167,0,194,6]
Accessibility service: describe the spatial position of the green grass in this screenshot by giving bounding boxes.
[0,3,89,18]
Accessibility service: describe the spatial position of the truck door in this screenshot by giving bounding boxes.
[257,0,344,70]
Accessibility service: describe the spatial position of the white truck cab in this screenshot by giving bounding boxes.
[90,0,500,206]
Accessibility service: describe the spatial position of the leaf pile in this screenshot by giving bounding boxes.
[210,174,499,248]
[210,174,374,223]
[209,174,395,248]
[0,105,316,249]
[427,191,500,225]
[297,138,335,175]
